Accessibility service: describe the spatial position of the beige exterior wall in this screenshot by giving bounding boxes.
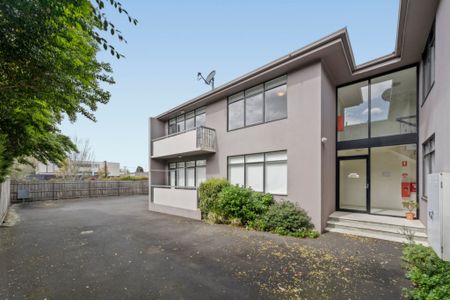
[149,62,337,230]
[418,0,450,225]
[320,65,337,230]
[202,62,334,231]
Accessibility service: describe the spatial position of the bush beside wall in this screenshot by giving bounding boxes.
[402,244,450,300]
[198,178,318,238]
[216,185,273,225]
[198,178,230,218]
[249,201,318,238]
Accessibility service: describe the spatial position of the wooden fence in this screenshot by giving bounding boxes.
[10,180,149,203]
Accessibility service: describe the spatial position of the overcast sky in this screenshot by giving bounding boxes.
[59,0,399,172]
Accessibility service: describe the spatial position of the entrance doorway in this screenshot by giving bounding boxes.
[338,156,369,212]
[337,145,417,217]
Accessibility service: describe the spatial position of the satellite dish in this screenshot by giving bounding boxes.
[206,70,216,84]
[197,70,216,90]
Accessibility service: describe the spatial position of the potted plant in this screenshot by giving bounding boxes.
[402,200,418,220]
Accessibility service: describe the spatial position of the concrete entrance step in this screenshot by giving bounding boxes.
[326,211,428,245]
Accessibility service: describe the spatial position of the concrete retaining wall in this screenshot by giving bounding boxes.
[0,179,11,223]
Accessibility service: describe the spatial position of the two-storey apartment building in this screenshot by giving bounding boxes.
[149,0,448,234]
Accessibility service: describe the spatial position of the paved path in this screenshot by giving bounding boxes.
[0,196,410,299]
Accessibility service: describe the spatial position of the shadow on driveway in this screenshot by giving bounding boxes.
[0,196,410,299]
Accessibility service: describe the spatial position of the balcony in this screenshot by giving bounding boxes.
[151,126,216,159]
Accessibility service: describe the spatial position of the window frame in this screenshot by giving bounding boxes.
[227,150,288,195]
[422,134,435,199]
[227,76,287,131]
[167,106,207,135]
[264,83,288,123]
[422,22,435,104]
[336,65,418,145]
[168,159,207,188]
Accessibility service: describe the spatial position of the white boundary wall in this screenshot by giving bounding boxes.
[0,179,11,224]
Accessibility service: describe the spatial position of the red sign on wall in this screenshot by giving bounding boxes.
[410,182,417,193]
[337,116,344,132]
[402,182,411,197]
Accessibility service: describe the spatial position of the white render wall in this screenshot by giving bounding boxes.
[153,187,198,211]
[152,130,198,158]
[0,179,10,224]
[418,0,450,225]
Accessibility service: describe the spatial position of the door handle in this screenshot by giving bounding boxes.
[366,183,369,189]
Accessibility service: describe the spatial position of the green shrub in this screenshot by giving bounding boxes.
[198,178,230,216]
[206,211,227,224]
[403,244,450,300]
[216,185,273,225]
[98,176,148,181]
[252,201,317,238]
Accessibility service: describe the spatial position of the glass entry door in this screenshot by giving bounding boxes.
[338,156,369,212]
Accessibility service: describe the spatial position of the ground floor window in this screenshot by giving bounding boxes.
[423,135,435,198]
[228,150,287,195]
[169,160,206,187]
[337,144,417,217]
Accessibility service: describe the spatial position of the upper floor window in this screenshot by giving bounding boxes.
[422,23,435,103]
[168,106,206,135]
[228,76,287,131]
[337,67,417,141]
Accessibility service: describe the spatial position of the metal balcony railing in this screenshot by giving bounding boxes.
[151,126,216,158]
[196,126,216,151]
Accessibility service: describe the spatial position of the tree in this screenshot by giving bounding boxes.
[10,159,38,181]
[135,166,144,173]
[57,137,95,180]
[97,162,109,178]
[0,0,137,182]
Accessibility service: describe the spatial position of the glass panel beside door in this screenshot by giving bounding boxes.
[338,156,368,212]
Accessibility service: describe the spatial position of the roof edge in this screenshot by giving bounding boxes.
[156,0,409,119]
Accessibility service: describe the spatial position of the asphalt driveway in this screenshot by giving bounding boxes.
[0,196,410,299]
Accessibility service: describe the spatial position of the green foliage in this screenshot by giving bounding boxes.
[198,178,230,216]
[402,200,419,212]
[0,0,136,182]
[206,211,227,224]
[99,175,148,181]
[251,201,317,238]
[216,185,273,225]
[199,178,317,239]
[402,244,450,300]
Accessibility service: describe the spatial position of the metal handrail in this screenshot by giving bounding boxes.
[196,126,216,151]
